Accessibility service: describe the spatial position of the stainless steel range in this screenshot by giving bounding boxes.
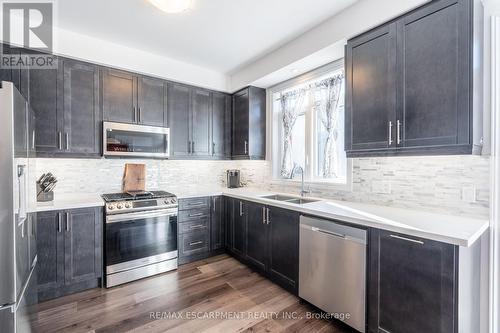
[102,190,178,287]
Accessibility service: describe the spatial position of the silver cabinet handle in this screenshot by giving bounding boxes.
[213,197,216,212]
[66,212,70,231]
[138,107,142,123]
[58,213,62,232]
[396,120,401,145]
[189,240,203,246]
[388,121,393,146]
[262,207,266,224]
[266,208,270,225]
[32,130,35,149]
[188,141,191,154]
[188,212,204,218]
[58,132,62,150]
[187,201,205,206]
[239,201,243,216]
[212,142,215,156]
[244,140,248,154]
[133,107,137,123]
[389,234,424,245]
[192,141,195,154]
[65,132,69,150]
[189,224,205,230]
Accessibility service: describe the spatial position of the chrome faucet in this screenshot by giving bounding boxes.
[290,165,310,197]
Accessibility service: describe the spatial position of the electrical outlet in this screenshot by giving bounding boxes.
[462,186,476,203]
[372,181,391,194]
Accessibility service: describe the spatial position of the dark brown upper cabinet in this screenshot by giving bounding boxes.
[61,59,101,156]
[345,23,397,153]
[345,0,480,157]
[102,69,167,127]
[31,56,101,157]
[168,83,191,158]
[212,92,231,159]
[232,86,266,160]
[137,76,167,126]
[168,83,231,160]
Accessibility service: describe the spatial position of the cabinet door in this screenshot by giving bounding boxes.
[268,207,299,293]
[231,199,246,258]
[62,59,101,156]
[397,0,470,150]
[248,87,266,159]
[167,83,191,157]
[245,202,268,271]
[0,44,12,83]
[191,88,211,157]
[64,208,102,285]
[232,89,249,157]
[368,229,457,333]
[102,69,137,124]
[9,47,30,99]
[210,196,225,251]
[36,210,64,292]
[30,55,62,153]
[345,23,397,154]
[138,76,166,126]
[212,92,229,158]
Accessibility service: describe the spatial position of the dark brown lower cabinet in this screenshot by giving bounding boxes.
[226,199,299,294]
[36,207,102,301]
[178,196,225,265]
[368,229,458,333]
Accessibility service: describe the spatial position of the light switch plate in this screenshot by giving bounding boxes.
[372,181,391,194]
[462,186,476,203]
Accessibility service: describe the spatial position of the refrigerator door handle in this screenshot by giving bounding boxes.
[17,165,27,223]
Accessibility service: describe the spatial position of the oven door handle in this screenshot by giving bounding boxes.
[106,209,177,224]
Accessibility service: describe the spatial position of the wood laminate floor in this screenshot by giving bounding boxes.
[32,254,357,333]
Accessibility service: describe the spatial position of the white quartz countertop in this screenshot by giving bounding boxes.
[35,193,104,212]
[34,187,489,247]
[179,187,488,247]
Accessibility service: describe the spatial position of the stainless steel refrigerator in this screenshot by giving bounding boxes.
[0,81,38,333]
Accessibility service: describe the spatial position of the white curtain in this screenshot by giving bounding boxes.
[280,90,306,178]
[314,74,344,178]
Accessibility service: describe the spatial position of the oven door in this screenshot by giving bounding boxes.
[103,121,170,158]
[105,208,177,272]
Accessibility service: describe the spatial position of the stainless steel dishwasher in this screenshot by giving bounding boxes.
[299,216,367,333]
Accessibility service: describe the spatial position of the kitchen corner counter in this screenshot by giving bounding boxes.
[217,188,488,248]
[35,193,105,212]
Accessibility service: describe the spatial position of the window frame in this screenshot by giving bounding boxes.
[267,59,352,191]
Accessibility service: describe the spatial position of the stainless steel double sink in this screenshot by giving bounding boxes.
[260,194,318,205]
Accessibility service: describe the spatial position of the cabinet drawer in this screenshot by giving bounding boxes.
[179,208,210,222]
[179,230,209,257]
[179,197,210,211]
[179,219,208,234]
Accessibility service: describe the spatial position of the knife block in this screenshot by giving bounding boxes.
[37,182,54,202]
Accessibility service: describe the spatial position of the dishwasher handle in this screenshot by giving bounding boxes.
[311,226,345,239]
[300,216,367,245]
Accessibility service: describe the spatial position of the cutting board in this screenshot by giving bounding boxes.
[122,164,146,192]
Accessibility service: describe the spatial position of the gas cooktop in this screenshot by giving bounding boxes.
[101,190,175,202]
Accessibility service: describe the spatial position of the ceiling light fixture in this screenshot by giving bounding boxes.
[149,0,192,13]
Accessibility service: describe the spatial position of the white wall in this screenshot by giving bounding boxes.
[230,0,429,90]
[52,27,230,91]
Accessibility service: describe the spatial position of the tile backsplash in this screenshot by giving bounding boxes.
[36,155,490,218]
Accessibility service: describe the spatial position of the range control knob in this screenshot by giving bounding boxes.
[108,204,115,210]
[125,203,132,208]
[117,203,123,209]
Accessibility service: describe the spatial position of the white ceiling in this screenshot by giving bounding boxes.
[55,0,358,74]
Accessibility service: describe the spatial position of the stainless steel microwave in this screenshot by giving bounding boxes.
[103,122,170,158]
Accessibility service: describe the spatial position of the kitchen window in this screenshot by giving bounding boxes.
[270,60,349,186]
